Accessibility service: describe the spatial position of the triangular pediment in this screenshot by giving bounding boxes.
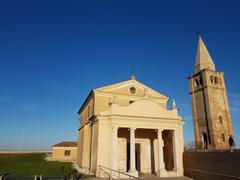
[100,99,181,120]
[95,79,168,100]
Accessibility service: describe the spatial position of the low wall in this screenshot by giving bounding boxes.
[183,150,240,180]
[0,150,51,154]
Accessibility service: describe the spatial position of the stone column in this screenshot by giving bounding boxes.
[173,130,182,176]
[112,126,118,177]
[128,128,138,177]
[157,129,166,177]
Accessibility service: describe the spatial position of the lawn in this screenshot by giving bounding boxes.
[0,153,72,176]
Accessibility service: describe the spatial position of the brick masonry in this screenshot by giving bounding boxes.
[183,150,240,179]
[188,69,233,150]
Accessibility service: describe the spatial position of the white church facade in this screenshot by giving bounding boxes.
[76,77,185,178]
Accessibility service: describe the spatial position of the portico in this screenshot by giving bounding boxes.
[99,99,185,178]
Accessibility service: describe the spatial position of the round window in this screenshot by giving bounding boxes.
[130,87,136,94]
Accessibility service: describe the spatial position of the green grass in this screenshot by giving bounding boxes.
[0,153,72,176]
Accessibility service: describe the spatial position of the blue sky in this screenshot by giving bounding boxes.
[0,0,240,150]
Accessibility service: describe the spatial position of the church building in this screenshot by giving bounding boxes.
[188,35,233,150]
[76,77,185,178]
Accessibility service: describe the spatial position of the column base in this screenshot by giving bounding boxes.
[157,169,167,177]
[111,172,119,179]
[172,168,183,176]
[128,169,139,178]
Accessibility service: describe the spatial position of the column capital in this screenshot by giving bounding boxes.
[173,129,180,133]
[130,127,137,132]
[112,126,119,136]
[112,126,119,130]
[157,128,164,132]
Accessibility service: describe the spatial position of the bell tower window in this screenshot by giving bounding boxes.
[195,79,199,88]
[194,76,203,88]
[214,76,219,84]
[199,76,203,85]
[211,76,214,83]
[210,75,219,84]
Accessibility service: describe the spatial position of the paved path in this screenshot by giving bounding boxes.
[89,175,193,180]
[139,175,193,180]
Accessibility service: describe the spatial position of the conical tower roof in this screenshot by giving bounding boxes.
[195,35,216,73]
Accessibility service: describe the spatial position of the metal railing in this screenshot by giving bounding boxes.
[185,148,240,153]
[184,141,195,150]
[97,165,141,180]
[192,169,240,180]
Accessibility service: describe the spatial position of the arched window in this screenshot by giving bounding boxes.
[221,134,225,142]
[219,116,223,124]
[210,76,214,83]
[195,79,199,88]
[199,76,203,85]
[214,76,219,84]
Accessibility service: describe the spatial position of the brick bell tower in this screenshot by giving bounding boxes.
[188,35,233,150]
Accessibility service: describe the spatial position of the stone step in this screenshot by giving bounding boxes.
[88,176,193,180]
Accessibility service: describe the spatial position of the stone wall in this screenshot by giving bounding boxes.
[183,150,240,180]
